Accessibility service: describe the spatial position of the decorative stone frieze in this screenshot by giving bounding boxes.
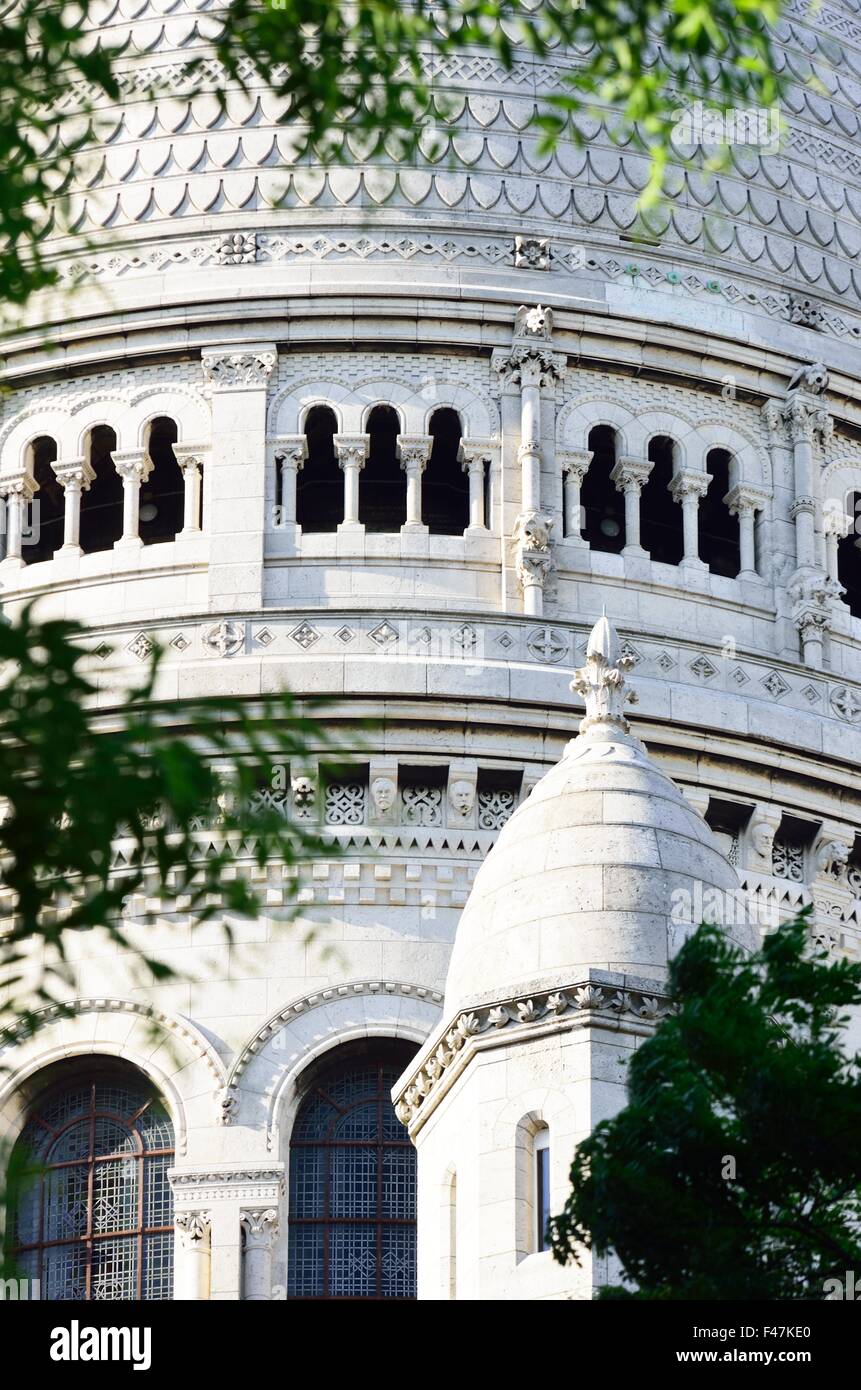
[393,974,675,1134]
[169,1166,285,1206]
[202,346,277,390]
[514,235,550,270]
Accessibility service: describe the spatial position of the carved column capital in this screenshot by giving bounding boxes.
[492,344,567,389]
[669,469,710,503]
[611,455,653,496]
[724,484,769,519]
[334,434,370,471]
[272,435,308,471]
[113,448,153,484]
[52,457,95,493]
[202,344,277,390]
[0,471,36,501]
[460,439,495,475]
[175,1211,212,1249]
[559,448,593,484]
[240,1208,279,1251]
[397,434,433,473]
[822,503,852,539]
[174,443,208,475]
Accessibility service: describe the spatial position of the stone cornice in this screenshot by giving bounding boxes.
[168,1164,285,1205]
[393,973,674,1137]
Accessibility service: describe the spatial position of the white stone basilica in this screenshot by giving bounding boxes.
[2,0,861,1302]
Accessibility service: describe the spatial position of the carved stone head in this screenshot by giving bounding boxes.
[371,777,396,813]
[449,780,475,818]
[291,776,315,808]
[750,820,775,859]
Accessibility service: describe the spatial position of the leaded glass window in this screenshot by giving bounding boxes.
[288,1044,417,1299]
[8,1074,175,1301]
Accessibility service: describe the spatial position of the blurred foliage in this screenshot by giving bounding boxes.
[550,911,861,1299]
[0,604,344,1033]
[0,0,791,307]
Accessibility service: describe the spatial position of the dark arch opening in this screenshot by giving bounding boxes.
[700,448,740,577]
[838,493,861,619]
[6,1057,175,1302]
[641,435,683,565]
[287,1037,419,1301]
[79,426,123,554]
[25,437,63,565]
[141,417,184,545]
[297,405,341,532]
[361,405,404,532]
[581,425,624,553]
[425,408,468,535]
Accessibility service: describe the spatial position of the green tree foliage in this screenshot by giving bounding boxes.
[0,604,342,1030]
[0,0,789,308]
[550,912,861,1299]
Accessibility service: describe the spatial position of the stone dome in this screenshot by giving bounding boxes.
[42,0,861,330]
[444,617,755,1014]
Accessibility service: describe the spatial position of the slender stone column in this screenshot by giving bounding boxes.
[724,485,768,579]
[823,503,851,587]
[241,1208,279,1301]
[460,441,494,531]
[272,436,307,530]
[518,359,543,514]
[335,434,369,532]
[492,306,566,616]
[49,458,94,552]
[0,474,36,566]
[113,448,153,548]
[175,1212,212,1300]
[611,455,652,556]
[397,434,433,532]
[174,445,206,533]
[558,449,591,544]
[669,470,710,568]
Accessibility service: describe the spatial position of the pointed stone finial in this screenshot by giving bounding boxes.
[571,615,639,735]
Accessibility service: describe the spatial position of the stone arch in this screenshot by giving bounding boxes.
[358,382,412,432]
[556,396,637,455]
[401,380,499,437]
[267,379,359,435]
[127,387,211,447]
[69,397,133,457]
[224,981,442,1150]
[0,999,226,1158]
[0,408,71,476]
[626,408,702,471]
[821,457,861,514]
[686,419,771,489]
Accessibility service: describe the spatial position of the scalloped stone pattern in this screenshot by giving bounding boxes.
[38,0,861,312]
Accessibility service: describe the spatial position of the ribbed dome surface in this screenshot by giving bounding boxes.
[444,718,754,1014]
[46,0,861,319]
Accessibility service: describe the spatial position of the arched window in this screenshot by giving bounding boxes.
[534,1127,551,1253]
[287,1039,418,1300]
[361,405,404,532]
[80,425,123,554]
[140,417,184,544]
[298,405,340,532]
[581,425,624,553]
[25,437,63,565]
[700,448,740,577]
[838,493,861,619]
[425,408,468,534]
[641,435,683,565]
[7,1066,175,1301]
